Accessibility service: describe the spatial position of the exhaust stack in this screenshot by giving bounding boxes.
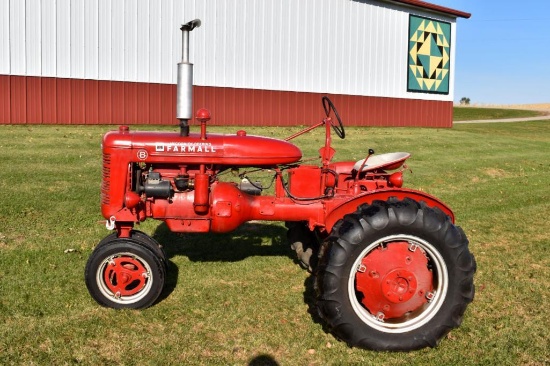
[177,19,201,137]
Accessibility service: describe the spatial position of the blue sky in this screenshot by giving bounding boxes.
[433,0,550,105]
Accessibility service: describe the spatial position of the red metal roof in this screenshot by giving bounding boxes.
[390,0,471,19]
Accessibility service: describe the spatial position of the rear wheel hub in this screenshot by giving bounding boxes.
[381,268,418,303]
[355,242,433,319]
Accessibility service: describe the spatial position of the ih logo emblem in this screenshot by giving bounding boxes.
[137,150,148,160]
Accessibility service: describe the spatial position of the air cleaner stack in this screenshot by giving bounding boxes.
[176,19,201,136]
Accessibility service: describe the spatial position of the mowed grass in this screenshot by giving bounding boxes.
[453,106,543,121]
[0,116,549,365]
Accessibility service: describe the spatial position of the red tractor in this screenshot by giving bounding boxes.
[85,20,475,351]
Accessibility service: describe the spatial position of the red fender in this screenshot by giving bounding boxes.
[324,189,455,233]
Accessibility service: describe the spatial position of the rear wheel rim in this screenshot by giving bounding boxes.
[347,234,448,333]
[96,252,153,305]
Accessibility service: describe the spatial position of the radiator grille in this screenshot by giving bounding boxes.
[101,153,111,205]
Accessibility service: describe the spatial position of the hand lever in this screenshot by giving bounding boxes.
[355,148,376,177]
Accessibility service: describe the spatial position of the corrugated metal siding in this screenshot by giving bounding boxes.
[194,85,453,127]
[1,0,456,101]
[0,0,460,126]
[0,0,9,75]
[41,0,56,76]
[0,75,177,125]
[0,74,10,121]
[0,74,453,126]
[56,0,70,78]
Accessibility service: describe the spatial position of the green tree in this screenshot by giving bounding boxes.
[460,97,471,105]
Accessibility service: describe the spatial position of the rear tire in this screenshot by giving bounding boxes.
[85,238,166,309]
[315,198,476,350]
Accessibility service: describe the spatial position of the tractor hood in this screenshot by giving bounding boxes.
[103,126,302,166]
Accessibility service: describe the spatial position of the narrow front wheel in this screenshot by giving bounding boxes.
[96,230,168,270]
[85,239,166,309]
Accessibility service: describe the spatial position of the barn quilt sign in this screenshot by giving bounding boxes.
[407,15,451,94]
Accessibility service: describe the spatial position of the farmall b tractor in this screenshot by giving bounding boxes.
[85,20,475,351]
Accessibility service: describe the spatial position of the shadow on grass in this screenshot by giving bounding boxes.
[151,221,292,262]
[151,221,315,307]
[302,274,326,331]
[150,222,325,336]
[248,354,280,365]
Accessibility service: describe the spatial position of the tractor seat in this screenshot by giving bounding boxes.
[353,152,410,172]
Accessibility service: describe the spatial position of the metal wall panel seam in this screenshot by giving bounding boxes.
[148,0,161,83]
[224,0,235,87]
[246,0,257,89]
[280,0,290,92]
[298,0,312,95]
[27,0,43,75]
[285,0,296,92]
[10,75,26,123]
[85,79,99,124]
[310,0,322,94]
[124,0,138,82]
[329,0,338,93]
[347,1,358,96]
[256,0,266,91]
[56,0,70,78]
[41,76,56,123]
[111,0,124,81]
[9,0,25,75]
[160,0,173,84]
[200,0,211,81]
[449,21,457,100]
[390,12,400,98]
[0,0,10,74]
[338,0,348,95]
[70,0,84,78]
[192,0,205,85]
[41,0,57,77]
[265,0,275,91]
[0,75,11,122]
[136,0,150,83]
[237,0,251,90]
[98,0,112,80]
[286,0,295,92]
[84,0,99,79]
[172,0,185,83]
[363,5,373,98]
[214,0,225,87]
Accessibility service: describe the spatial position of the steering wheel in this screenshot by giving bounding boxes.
[322,96,345,139]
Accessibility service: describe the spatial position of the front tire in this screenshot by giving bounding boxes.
[85,238,166,309]
[97,230,168,270]
[316,198,476,350]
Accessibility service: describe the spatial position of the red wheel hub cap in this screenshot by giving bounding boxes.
[104,256,148,297]
[355,242,433,319]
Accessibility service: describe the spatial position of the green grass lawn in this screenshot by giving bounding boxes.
[453,106,543,121]
[0,116,549,365]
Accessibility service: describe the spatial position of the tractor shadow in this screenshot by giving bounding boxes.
[151,221,311,304]
[152,221,292,262]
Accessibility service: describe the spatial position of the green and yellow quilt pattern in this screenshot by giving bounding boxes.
[408,15,451,94]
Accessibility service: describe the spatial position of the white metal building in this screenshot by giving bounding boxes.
[0,0,470,126]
